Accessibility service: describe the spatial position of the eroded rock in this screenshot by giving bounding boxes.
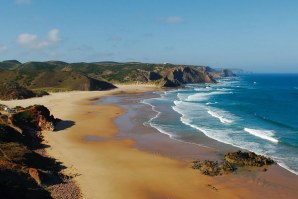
[193,151,275,176]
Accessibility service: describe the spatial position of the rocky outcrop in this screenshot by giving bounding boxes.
[193,151,275,176]
[0,105,80,198]
[159,66,216,87]
[192,160,236,176]
[224,151,274,167]
[12,105,60,137]
[192,160,222,176]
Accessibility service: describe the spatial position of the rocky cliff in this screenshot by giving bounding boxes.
[159,66,216,87]
[10,105,60,142]
[0,105,80,198]
[121,66,216,87]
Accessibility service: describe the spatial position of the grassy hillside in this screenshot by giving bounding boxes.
[0,60,116,95]
[0,60,235,94]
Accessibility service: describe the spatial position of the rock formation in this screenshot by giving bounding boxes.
[11,105,60,142]
[159,66,216,87]
[193,151,275,176]
[224,150,274,167]
[192,160,222,176]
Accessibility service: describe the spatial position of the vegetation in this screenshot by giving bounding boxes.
[0,60,235,99]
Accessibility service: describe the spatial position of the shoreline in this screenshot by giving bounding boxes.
[1,85,298,198]
[132,87,298,177]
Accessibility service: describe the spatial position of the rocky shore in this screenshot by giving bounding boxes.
[0,104,81,199]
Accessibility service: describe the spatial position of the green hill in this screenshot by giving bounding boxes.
[0,60,235,97]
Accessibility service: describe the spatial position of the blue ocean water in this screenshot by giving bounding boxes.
[142,74,298,175]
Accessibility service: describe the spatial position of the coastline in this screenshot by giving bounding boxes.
[98,92,298,198]
[1,85,298,198]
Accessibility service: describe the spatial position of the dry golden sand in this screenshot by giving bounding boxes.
[1,85,298,199]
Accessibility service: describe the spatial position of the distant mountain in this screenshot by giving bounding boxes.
[0,60,235,97]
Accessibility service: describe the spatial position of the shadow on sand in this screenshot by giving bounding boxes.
[54,120,75,131]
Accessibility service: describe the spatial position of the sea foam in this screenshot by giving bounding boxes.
[244,128,279,143]
[186,91,227,102]
[207,110,233,124]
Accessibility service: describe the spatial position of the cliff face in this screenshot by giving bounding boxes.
[123,66,216,87]
[159,66,215,87]
[11,105,59,135]
[0,105,69,198]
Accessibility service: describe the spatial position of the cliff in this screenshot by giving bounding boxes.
[159,66,216,87]
[0,105,79,198]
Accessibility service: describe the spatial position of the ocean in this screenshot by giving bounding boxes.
[142,74,298,175]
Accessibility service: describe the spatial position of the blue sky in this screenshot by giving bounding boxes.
[0,0,298,72]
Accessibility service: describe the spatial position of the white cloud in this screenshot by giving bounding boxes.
[0,46,8,53]
[15,0,32,5]
[48,29,60,42]
[163,16,184,24]
[17,29,61,49]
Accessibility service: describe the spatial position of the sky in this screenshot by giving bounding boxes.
[0,0,298,72]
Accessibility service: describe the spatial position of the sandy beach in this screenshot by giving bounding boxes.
[1,85,298,199]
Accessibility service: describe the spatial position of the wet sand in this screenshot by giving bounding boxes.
[1,85,298,199]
